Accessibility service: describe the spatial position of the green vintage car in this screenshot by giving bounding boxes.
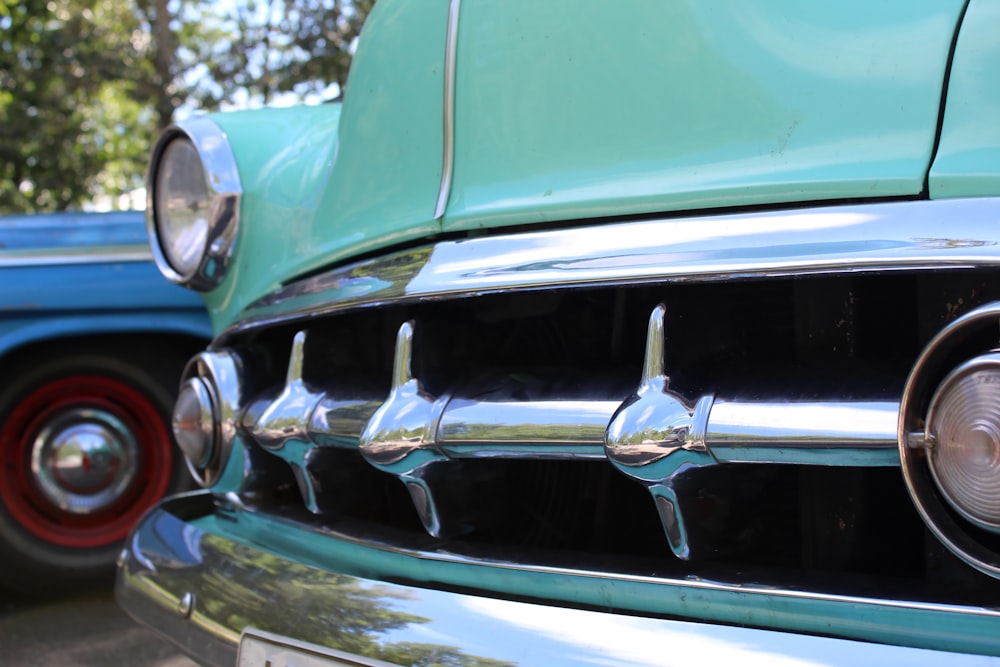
[118,1,1000,665]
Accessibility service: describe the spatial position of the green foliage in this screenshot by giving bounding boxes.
[0,0,151,212]
[186,0,373,109]
[0,0,373,213]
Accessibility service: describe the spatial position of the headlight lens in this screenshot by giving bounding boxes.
[154,138,211,278]
[927,354,1000,532]
[146,117,241,291]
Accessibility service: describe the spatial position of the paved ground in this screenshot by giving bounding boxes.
[0,589,199,667]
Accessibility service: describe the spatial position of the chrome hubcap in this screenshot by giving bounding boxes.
[30,408,140,514]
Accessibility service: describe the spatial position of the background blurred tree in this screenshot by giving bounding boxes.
[131,0,373,130]
[0,0,373,213]
[0,0,151,212]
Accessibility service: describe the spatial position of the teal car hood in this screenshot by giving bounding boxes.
[205,0,967,329]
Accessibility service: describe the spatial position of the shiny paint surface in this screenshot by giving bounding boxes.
[199,104,342,330]
[0,211,148,251]
[928,0,1000,199]
[226,198,1000,338]
[203,0,450,329]
[442,0,964,231]
[194,0,976,332]
[118,496,1000,665]
[0,212,212,358]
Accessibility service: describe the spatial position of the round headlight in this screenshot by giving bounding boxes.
[927,354,1000,532]
[147,117,241,291]
[154,139,211,278]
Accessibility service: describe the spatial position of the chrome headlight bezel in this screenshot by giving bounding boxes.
[175,349,244,487]
[146,117,242,291]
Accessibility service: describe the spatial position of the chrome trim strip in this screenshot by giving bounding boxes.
[229,198,1000,340]
[147,116,242,291]
[0,244,153,267]
[439,399,619,458]
[709,401,900,464]
[118,499,1000,666]
[433,0,461,220]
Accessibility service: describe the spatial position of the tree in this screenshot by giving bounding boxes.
[0,0,373,213]
[132,0,374,132]
[0,0,151,212]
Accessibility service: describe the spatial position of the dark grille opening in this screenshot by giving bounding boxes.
[229,269,1000,607]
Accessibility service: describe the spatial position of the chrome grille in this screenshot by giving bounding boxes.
[211,270,1000,604]
[200,199,1000,609]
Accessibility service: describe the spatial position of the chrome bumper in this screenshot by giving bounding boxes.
[118,494,1000,667]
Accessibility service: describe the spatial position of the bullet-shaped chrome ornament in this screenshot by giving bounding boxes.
[605,304,715,558]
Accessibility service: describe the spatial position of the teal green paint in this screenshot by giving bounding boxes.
[203,105,342,330]
[205,0,449,330]
[197,509,1000,656]
[212,437,251,493]
[443,1,965,232]
[929,0,1000,199]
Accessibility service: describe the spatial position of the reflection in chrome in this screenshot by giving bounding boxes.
[0,244,152,267]
[900,302,1000,579]
[177,592,195,620]
[439,399,619,458]
[173,377,217,469]
[117,499,1000,667]
[433,0,462,220]
[31,407,139,514]
[147,116,242,291]
[180,349,245,487]
[230,198,1000,340]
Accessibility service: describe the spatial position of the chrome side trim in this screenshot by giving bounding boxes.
[147,116,242,291]
[0,244,153,267]
[229,198,1000,340]
[117,499,1000,666]
[433,0,461,220]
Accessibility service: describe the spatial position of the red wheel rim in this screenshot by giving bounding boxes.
[0,375,173,548]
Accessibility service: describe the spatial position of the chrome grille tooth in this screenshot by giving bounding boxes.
[249,330,326,512]
[606,305,901,559]
[606,304,716,560]
[360,320,453,537]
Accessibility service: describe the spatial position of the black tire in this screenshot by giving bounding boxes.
[0,348,190,597]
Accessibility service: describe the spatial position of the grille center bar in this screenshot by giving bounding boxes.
[246,305,900,554]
